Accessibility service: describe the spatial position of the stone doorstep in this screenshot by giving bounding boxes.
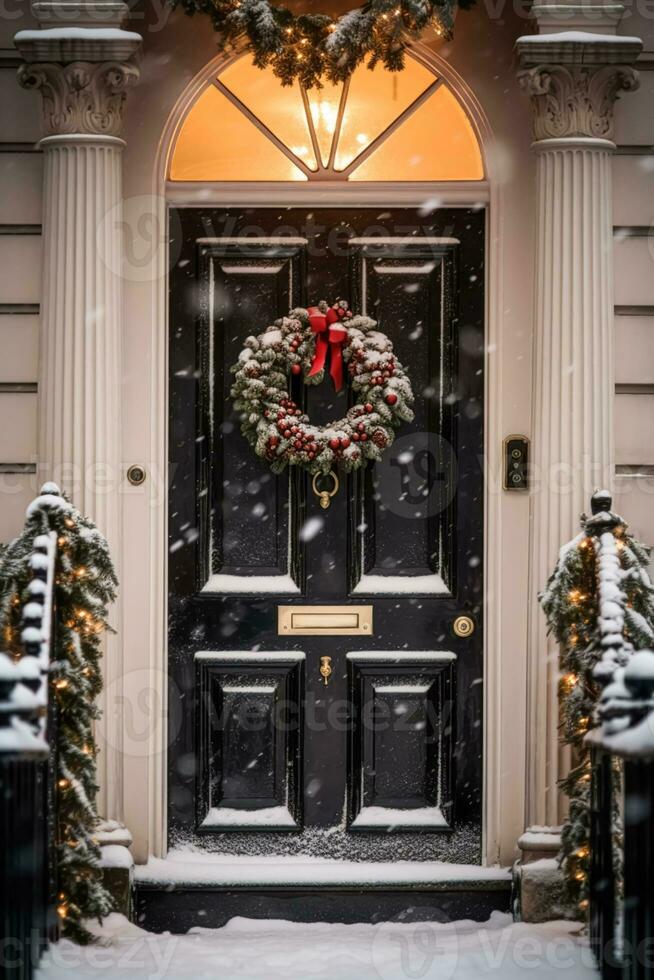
[517,826,562,864]
[513,828,576,923]
[97,820,134,919]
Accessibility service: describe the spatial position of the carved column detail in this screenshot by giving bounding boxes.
[516,34,641,829]
[517,63,639,141]
[15,22,141,823]
[18,59,139,136]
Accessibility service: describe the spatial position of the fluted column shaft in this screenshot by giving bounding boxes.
[528,136,614,826]
[39,133,124,817]
[517,35,641,828]
[15,22,140,821]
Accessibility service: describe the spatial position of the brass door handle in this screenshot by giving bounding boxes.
[453,615,475,638]
[319,656,333,685]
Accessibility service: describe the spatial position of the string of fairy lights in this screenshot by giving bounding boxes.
[0,487,116,942]
[541,506,654,915]
[170,0,463,88]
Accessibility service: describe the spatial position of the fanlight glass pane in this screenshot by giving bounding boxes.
[306,80,344,166]
[170,85,307,181]
[349,85,484,181]
[219,58,318,171]
[334,57,435,171]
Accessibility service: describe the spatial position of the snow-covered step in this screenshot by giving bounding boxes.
[135,852,510,889]
[134,852,512,933]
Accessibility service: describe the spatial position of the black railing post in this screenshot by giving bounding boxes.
[590,747,621,979]
[622,757,654,980]
[0,530,58,978]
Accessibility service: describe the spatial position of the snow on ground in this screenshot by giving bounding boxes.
[37,912,597,980]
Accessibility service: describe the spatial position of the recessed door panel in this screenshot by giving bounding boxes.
[196,654,304,831]
[348,652,454,831]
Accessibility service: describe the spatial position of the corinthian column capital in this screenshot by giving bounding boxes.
[516,34,641,143]
[517,62,638,141]
[17,58,139,137]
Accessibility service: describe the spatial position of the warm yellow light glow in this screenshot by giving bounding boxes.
[350,85,484,181]
[169,55,484,183]
[170,85,308,182]
[306,79,343,166]
[220,58,318,170]
[334,57,435,170]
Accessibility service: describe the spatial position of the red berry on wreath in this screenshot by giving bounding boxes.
[269,435,279,448]
[360,433,368,442]
[329,438,340,451]
[290,425,299,434]
[364,403,373,413]
[352,433,360,442]
[357,422,365,432]
[291,363,302,375]
[340,437,351,449]
[385,393,398,406]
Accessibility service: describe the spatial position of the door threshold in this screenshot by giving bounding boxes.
[134,853,511,890]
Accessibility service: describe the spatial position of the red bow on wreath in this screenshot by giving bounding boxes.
[307,301,351,392]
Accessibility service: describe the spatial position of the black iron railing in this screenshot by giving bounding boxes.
[589,653,654,980]
[0,532,58,978]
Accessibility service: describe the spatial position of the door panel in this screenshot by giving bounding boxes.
[348,652,454,832]
[196,653,304,831]
[168,207,485,864]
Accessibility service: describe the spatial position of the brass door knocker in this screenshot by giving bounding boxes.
[312,470,339,510]
[319,656,333,686]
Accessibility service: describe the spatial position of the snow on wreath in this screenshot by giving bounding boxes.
[230,299,415,477]
[169,0,473,89]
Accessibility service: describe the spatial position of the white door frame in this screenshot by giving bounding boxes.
[133,40,520,866]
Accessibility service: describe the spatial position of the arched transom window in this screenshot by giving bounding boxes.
[170,53,484,182]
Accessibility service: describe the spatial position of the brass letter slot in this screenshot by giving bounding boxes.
[278,605,373,636]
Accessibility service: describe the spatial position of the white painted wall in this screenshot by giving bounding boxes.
[0,10,41,541]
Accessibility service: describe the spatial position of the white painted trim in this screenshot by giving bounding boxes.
[346,651,457,662]
[166,181,490,207]
[197,236,309,245]
[140,38,514,867]
[195,650,306,661]
[348,236,460,246]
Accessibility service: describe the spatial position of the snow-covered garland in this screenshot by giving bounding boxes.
[0,484,117,944]
[170,0,472,88]
[230,301,415,476]
[540,490,654,916]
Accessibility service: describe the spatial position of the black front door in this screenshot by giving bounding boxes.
[168,207,485,863]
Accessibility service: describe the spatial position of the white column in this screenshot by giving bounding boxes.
[517,39,640,827]
[16,31,140,821]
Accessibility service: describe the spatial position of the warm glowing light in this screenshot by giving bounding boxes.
[562,672,578,690]
[58,778,69,789]
[57,904,68,919]
[170,54,484,182]
[55,679,68,690]
[307,82,342,164]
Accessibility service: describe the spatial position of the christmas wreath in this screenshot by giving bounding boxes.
[170,0,471,89]
[230,300,414,479]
